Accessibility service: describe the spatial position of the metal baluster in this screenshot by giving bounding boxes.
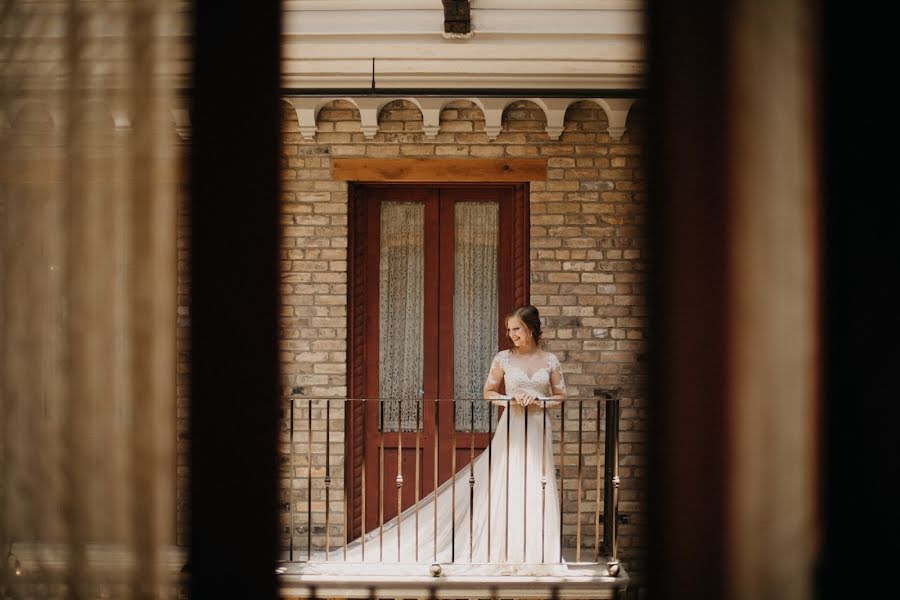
[415,391,421,562]
[505,399,510,563]
[307,398,313,561]
[541,399,547,563]
[379,397,385,561]
[576,400,584,562]
[523,401,528,561]
[451,397,457,563]
[433,397,439,563]
[594,398,602,562]
[341,400,347,562]
[603,397,621,574]
[290,397,295,562]
[361,398,366,562]
[487,400,493,563]
[469,397,475,562]
[343,400,348,561]
[325,399,332,559]
[396,397,403,562]
[559,400,565,563]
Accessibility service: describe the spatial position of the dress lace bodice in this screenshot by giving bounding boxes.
[484,349,567,400]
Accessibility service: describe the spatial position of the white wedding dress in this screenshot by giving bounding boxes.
[298,350,583,576]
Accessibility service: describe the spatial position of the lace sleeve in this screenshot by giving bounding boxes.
[548,352,567,397]
[483,351,509,402]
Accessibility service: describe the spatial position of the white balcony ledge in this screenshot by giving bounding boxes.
[277,552,628,599]
[9,543,628,598]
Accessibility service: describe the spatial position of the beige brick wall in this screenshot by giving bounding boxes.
[177,97,648,574]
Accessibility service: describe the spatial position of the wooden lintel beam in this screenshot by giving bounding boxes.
[332,158,547,182]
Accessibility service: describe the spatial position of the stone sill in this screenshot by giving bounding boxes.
[278,555,628,599]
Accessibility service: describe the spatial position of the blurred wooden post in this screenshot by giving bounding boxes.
[189,2,282,598]
[647,1,819,599]
[817,3,900,600]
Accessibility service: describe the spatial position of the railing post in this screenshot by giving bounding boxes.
[325,399,332,558]
[594,398,603,562]
[307,398,313,561]
[379,399,385,561]
[433,397,439,564]
[396,398,403,562]
[487,400,493,563]
[343,398,348,561]
[602,397,621,574]
[361,398,367,561]
[576,400,584,561]
[415,395,421,562]
[558,399,565,564]
[290,396,295,562]
[469,397,476,562]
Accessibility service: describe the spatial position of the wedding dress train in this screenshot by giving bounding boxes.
[299,350,587,576]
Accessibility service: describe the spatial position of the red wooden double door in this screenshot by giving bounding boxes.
[346,183,529,539]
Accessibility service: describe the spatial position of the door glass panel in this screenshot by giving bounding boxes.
[379,202,424,431]
[453,201,499,432]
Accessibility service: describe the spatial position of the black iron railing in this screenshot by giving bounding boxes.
[281,397,621,571]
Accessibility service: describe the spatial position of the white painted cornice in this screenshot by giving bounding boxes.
[284,1,645,11]
[282,1,647,91]
[5,2,646,93]
[284,4,641,36]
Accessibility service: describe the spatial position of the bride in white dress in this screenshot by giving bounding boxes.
[304,305,569,575]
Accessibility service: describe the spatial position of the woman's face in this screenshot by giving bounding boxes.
[506,316,531,348]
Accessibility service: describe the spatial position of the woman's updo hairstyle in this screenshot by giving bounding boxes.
[506,305,543,347]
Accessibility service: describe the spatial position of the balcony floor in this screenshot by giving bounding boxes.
[278,551,628,599]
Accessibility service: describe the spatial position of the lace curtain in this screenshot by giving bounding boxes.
[1,1,179,596]
[454,202,499,432]
[379,202,424,431]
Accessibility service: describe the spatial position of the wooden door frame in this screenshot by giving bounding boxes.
[345,181,531,540]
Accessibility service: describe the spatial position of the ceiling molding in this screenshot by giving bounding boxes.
[282,1,646,92]
[284,1,646,11]
[281,74,644,92]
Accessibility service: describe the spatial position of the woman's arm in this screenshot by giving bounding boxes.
[483,354,510,404]
[541,355,567,407]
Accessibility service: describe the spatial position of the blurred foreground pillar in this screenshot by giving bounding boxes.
[1,1,180,597]
[647,1,819,599]
[189,2,282,599]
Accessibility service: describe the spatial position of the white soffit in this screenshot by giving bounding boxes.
[282,0,647,90]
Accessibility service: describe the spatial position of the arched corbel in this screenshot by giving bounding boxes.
[5,101,61,131]
[109,108,131,131]
[0,102,25,132]
[472,97,512,141]
[408,97,446,139]
[46,106,64,130]
[531,98,575,141]
[595,98,637,141]
[353,97,393,140]
[170,107,191,140]
[285,96,322,141]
